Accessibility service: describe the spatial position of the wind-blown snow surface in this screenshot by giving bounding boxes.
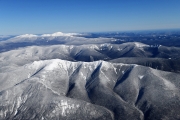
[0,59,180,120]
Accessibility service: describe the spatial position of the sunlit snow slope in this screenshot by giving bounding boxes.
[0,32,180,120]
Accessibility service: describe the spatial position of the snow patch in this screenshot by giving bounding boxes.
[53,100,80,116]
[28,74,31,78]
[80,72,86,80]
[90,45,98,49]
[44,61,59,70]
[69,45,74,50]
[138,75,144,79]
[101,71,110,82]
[134,42,149,47]
[162,78,176,90]
[114,68,117,74]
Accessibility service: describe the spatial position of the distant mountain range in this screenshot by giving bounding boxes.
[0,32,180,120]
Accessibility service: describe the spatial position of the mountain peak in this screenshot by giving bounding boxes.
[16,34,38,38]
[41,32,78,37]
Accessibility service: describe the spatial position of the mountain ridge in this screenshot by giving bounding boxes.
[1,43,180,73]
[0,59,180,119]
[0,32,180,119]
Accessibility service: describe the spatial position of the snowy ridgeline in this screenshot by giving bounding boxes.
[0,32,114,45]
[0,59,180,119]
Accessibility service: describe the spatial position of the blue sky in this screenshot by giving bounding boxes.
[0,0,180,35]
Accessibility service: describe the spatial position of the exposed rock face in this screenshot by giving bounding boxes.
[0,59,180,120]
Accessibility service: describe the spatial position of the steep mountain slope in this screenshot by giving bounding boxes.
[109,57,180,73]
[0,59,180,120]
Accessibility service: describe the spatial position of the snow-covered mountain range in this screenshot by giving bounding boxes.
[0,32,180,120]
